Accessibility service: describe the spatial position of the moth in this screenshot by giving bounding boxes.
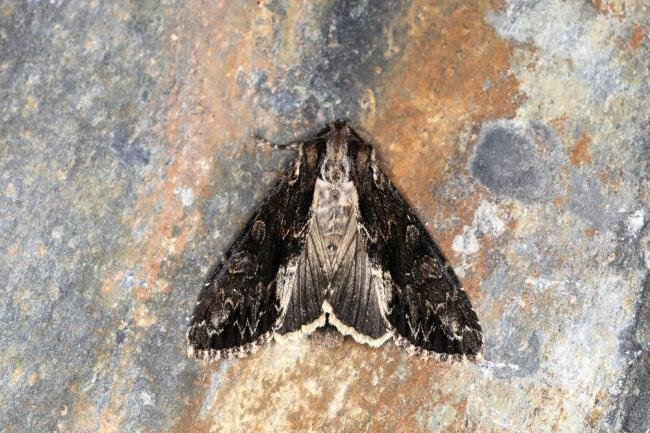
[187,120,482,362]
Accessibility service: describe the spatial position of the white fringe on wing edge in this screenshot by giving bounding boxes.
[393,334,483,363]
[186,329,275,363]
[187,326,482,364]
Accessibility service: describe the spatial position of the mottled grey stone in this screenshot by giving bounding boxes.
[484,331,541,379]
[568,172,615,230]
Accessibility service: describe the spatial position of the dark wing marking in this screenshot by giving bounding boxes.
[351,138,483,360]
[187,142,323,361]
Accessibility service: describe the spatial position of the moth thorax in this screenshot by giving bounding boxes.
[313,179,357,269]
[321,133,351,183]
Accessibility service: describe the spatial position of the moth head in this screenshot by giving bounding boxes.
[327,119,351,137]
[321,120,352,183]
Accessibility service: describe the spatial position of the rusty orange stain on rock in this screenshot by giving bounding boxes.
[597,170,621,189]
[570,133,592,167]
[549,114,568,137]
[586,390,607,428]
[591,0,627,19]
[553,194,569,208]
[115,78,224,300]
[591,0,605,14]
[629,23,645,49]
[367,1,522,231]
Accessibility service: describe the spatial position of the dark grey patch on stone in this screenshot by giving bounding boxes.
[617,321,642,361]
[112,124,151,166]
[618,351,650,433]
[612,276,650,433]
[116,329,126,345]
[471,120,626,231]
[470,121,555,202]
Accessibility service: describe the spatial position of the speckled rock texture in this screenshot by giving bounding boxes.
[1,1,648,432]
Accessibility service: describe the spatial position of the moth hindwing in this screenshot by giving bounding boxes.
[187,120,483,362]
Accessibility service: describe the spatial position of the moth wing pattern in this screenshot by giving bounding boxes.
[187,141,323,361]
[351,134,483,360]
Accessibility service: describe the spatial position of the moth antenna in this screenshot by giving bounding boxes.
[255,129,329,151]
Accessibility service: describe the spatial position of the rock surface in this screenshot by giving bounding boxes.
[0,1,648,432]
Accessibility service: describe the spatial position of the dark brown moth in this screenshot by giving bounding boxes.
[187,121,482,362]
